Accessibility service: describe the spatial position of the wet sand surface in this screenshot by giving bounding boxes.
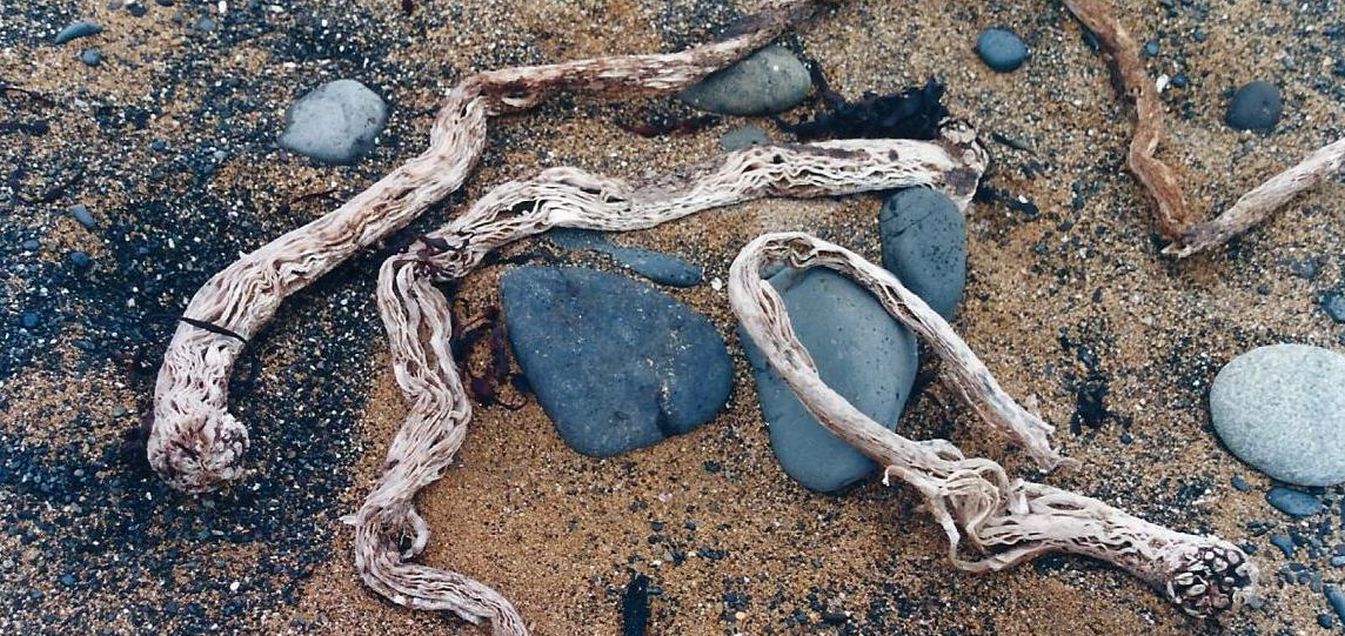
[3,0,1344,634]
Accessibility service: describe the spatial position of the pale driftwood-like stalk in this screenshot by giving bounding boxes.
[150,2,835,630]
[1165,137,1345,257]
[728,233,1259,618]
[354,126,996,635]
[146,0,1262,631]
[148,0,825,493]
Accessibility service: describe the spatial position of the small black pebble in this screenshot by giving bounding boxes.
[80,48,102,66]
[155,0,173,5]
[703,460,721,473]
[68,251,92,269]
[1319,613,1334,629]
[1256,283,1272,295]
[126,2,148,16]
[21,238,40,251]
[150,139,168,151]
[1327,586,1345,625]
[69,204,96,228]
[1267,486,1323,518]
[1119,431,1133,444]
[1321,290,1345,323]
[1171,73,1189,88]
[1270,533,1295,558]
[1226,80,1283,131]
[58,573,76,587]
[1231,474,1250,491]
[20,312,40,329]
[1143,40,1159,57]
[821,609,847,625]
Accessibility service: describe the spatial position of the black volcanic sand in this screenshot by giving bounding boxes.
[3,1,1345,635]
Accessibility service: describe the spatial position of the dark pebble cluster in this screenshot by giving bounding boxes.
[1238,476,1345,625]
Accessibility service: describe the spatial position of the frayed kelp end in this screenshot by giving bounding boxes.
[774,77,948,141]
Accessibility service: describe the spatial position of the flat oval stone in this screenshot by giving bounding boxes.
[279,79,388,165]
[69,204,96,229]
[1269,533,1295,558]
[742,268,918,493]
[54,21,103,45]
[879,188,966,319]
[975,27,1028,73]
[545,229,703,287]
[67,251,92,269]
[679,46,810,116]
[501,266,732,456]
[1210,344,1345,486]
[1329,587,1345,625]
[1226,80,1282,131]
[1265,486,1322,518]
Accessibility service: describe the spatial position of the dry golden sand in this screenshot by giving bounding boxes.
[5,0,1344,634]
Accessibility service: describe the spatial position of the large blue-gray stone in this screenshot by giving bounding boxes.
[679,46,810,116]
[879,188,966,319]
[743,268,918,493]
[501,266,731,456]
[1210,344,1345,487]
[279,79,388,165]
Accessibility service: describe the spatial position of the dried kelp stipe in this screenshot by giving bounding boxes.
[145,0,1257,632]
[1061,0,1189,239]
[149,0,829,495]
[1062,0,1343,254]
[356,124,995,635]
[1165,137,1345,257]
[728,233,1259,619]
[775,75,948,141]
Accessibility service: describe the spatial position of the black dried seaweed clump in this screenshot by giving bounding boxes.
[776,74,948,141]
[621,573,651,636]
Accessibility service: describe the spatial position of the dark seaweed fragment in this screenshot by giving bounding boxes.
[621,573,651,636]
[773,73,948,141]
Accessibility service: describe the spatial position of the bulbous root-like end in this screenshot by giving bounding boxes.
[147,409,250,493]
[1164,542,1259,618]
